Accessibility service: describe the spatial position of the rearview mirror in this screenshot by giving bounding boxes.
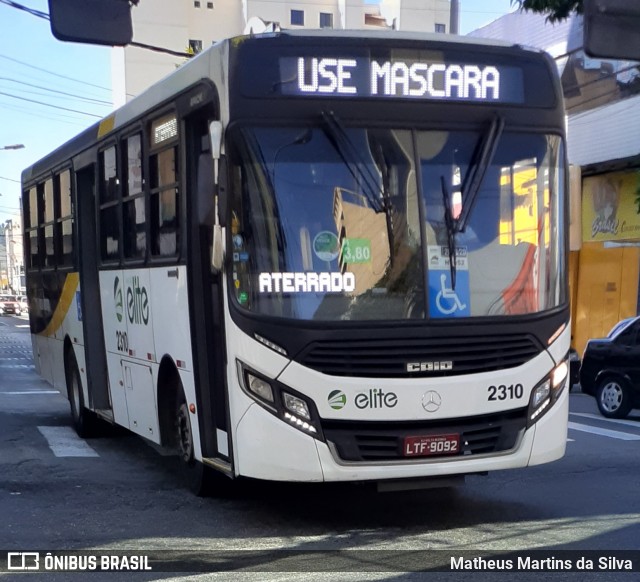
[584,0,640,60]
[48,0,133,46]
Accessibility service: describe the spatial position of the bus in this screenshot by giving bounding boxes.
[22,30,569,494]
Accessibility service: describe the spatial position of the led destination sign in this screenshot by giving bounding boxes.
[280,56,525,103]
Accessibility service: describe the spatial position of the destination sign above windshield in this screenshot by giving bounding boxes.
[280,57,524,103]
[236,41,556,108]
[279,55,524,103]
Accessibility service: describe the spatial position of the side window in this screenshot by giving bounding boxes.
[149,113,179,257]
[23,186,42,270]
[616,324,638,346]
[59,170,74,267]
[99,146,120,261]
[123,134,146,259]
[43,178,56,268]
[150,147,179,256]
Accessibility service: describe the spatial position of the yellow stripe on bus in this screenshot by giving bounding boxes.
[40,272,80,338]
[97,115,115,138]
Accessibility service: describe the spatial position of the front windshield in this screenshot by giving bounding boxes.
[229,125,566,321]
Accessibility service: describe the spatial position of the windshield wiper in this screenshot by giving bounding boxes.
[440,175,458,290]
[320,110,395,265]
[457,115,505,233]
[320,110,386,214]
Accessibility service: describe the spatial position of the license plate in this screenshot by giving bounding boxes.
[403,434,460,457]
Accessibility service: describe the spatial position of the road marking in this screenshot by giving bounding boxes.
[37,426,99,457]
[568,421,640,441]
[2,390,58,395]
[570,412,640,429]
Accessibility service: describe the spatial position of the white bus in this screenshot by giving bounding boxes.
[22,30,570,494]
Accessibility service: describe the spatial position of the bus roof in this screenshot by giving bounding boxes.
[22,30,549,185]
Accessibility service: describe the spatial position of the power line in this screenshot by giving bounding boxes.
[0,90,103,117]
[0,0,47,19]
[0,77,113,106]
[0,177,21,184]
[0,53,112,93]
[0,99,97,126]
[0,2,191,58]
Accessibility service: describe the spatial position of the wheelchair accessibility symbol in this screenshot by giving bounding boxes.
[436,273,467,315]
[428,269,470,318]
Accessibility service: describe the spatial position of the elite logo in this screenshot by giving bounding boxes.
[113,275,149,326]
[113,277,124,323]
[328,390,347,410]
[328,388,398,410]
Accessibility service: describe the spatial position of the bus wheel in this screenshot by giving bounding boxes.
[66,351,97,438]
[175,393,220,497]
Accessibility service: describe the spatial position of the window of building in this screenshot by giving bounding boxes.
[291,10,304,26]
[435,23,446,33]
[207,2,213,8]
[189,39,203,54]
[194,1,200,7]
[319,12,333,28]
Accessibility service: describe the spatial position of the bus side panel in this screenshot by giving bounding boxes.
[149,265,193,370]
[32,335,54,386]
[148,265,203,457]
[60,278,87,390]
[99,269,129,429]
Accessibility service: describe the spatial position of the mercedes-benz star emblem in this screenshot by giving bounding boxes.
[422,390,442,413]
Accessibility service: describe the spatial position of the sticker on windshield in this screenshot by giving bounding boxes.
[341,238,371,264]
[428,245,470,318]
[259,272,356,293]
[313,231,340,262]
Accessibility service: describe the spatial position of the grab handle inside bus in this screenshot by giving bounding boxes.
[209,121,225,272]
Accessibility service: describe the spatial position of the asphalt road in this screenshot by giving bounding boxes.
[1,314,640,581]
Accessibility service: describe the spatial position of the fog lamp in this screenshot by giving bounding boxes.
[283,391,311,420]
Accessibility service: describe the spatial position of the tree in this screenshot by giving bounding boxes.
[512,0,583,22]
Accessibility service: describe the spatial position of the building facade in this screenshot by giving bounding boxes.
[1,218,25,294]
[470,11,640,355]
[112,0,453,105]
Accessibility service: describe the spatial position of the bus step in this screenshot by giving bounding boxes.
[202,456,233,476]
[95,409,114,423]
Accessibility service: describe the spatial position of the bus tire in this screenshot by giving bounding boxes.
[65,350,98,438]
[175,392,223,497]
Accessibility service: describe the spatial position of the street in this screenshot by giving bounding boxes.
[1,315,640,581]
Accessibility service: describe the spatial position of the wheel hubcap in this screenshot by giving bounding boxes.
[600,382,623,412]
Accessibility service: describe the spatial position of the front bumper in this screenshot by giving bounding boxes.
[234,385,568,482]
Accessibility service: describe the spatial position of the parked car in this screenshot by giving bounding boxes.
[580,316,640,418]
[17,295,28,313]
[0,295,22,316]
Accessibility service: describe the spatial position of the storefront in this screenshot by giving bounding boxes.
[572,168,640,355]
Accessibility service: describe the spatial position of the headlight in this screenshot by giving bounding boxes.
[237,361,323,439]
[245,372,274,403]
[527,359,568,427]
